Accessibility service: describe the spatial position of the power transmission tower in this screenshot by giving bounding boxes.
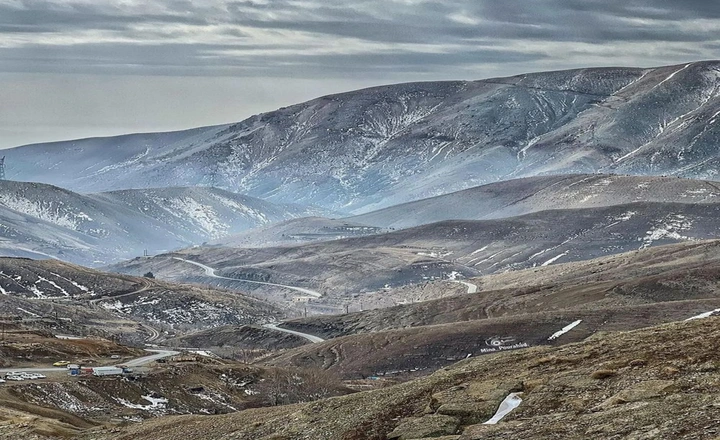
[0,156,5,180]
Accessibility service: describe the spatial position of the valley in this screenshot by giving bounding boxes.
[1,61,720,439]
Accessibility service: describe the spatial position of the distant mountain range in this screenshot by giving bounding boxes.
[0,181,324,265]
[111,174,720,304]
[4,61,720,213]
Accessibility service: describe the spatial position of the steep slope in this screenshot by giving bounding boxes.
[0,181,321,266]
[6,62,720,212]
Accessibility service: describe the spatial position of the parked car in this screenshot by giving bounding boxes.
[53,361,71,367]
[21,373,46,379]
[4,375,23,381]
[110,355,121,359]
[0,378,6,383]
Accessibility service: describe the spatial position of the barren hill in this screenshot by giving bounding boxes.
[109,316,720,440]
[110,201,720,311]
[0,258,286,344]
[0,180,322,266]
[6,62,720,213]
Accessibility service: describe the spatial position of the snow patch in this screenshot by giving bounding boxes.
[116,394,168,411]
[483,393,523,424]
[541,251,569,267]
[685,309,720,321]
[548,320,582,340]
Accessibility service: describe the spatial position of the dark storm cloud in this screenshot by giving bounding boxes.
[0,0,719,78]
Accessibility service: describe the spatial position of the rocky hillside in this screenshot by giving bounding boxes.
[110,201,720,309]
[5,61,720,212]
[281,239,720,339]
[1,360,351,439]
[255,240,720,378]
[107,316,720,440]
[0,258,286,343]
[0,180,322,266]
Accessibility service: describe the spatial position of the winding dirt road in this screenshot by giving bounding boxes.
[173,257,323,298]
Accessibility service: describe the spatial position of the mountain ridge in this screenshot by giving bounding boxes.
[0,180,324,266]
[4,61,720,213]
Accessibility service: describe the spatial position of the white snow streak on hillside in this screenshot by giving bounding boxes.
[116,395,168,411]
[685,309,720,320]
[0,195,88,230]
[29,284,46,298]
[50,272,90,292]
[641,214,694,248]
[167,198,227,238]
[36,276,69,297]
[89,147,150,177]
[606,211,636,228]
[470,245,490,255]
[17,307,40,317]
[548,320,582,340]
[483,393,523,424]
[208,194,269,224]
[541,251,569,267]
[650,63,693,93]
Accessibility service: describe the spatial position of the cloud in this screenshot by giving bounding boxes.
[1,0,718,149]
[0,0,717,79]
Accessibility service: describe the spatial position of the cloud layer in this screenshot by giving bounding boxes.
[1,1,718,149]
[1,0,718,78]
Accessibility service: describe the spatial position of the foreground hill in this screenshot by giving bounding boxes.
[107,316,720,440]
[6,61,720,212]
[0,180,321,266]
[0,258,285,344]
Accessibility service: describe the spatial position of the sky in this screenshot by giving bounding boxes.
[1,0,719,149]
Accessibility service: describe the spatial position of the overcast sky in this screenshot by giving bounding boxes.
[1,0,719,149]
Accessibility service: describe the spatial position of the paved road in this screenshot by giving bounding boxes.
[86,281,162,342]
[263,323,325,343]
[139,323,161,342]
[124,349,179,367]
[456,280,479,294]
[88,280,152,305]
[174,257,323,298]
[0,349,179,374]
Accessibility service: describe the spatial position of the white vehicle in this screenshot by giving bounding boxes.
[0,378,6,383]
[5,375,23,381]
[22,373,46,379]
[92,367,123,376]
